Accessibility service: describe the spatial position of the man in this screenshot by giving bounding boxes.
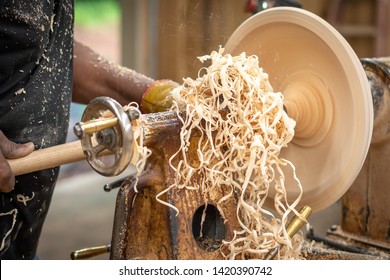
[0,0,175,259]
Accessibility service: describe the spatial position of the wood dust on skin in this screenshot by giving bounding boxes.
[74,21,155,103]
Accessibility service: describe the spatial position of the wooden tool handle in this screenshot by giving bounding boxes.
[8,141,86,176]
[7,110,183,177]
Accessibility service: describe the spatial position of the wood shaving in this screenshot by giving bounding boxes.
[16,192,35,206]
[101,103,151,192]
[50,14,55,32]
[0,209,18,252]
[157,47,305,259]
[15,88,26,95]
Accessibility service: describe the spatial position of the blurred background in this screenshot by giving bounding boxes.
[37,0,390,259]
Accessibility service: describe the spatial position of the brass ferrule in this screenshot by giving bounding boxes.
[286,205,312,238]
[71,245,111,260]
[264,205,312,260]
[74,117,118,138]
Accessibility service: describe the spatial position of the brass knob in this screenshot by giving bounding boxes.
[264,206,312,260]
[71,244,111,260]
[286,205,312,238]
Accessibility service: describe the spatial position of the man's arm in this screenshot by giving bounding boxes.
[72,41,154,106]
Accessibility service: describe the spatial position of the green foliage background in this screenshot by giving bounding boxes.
[74,0,120,27]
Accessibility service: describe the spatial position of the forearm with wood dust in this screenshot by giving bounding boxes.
[72,41,154,106]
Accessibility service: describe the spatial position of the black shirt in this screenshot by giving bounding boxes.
[0,0,73,259]
[0,0,73,146]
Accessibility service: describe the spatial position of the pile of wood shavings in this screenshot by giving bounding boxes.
[157,48,305,259]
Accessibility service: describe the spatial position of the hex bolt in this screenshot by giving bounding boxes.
[96,129,116,149]
[126,109,140,121]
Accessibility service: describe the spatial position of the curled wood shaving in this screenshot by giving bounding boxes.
[158,48,304,259]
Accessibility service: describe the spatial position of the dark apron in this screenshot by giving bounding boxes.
[0,0,73,259]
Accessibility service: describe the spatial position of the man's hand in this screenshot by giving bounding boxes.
[0,131,34,193]
[141,80,179,113]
